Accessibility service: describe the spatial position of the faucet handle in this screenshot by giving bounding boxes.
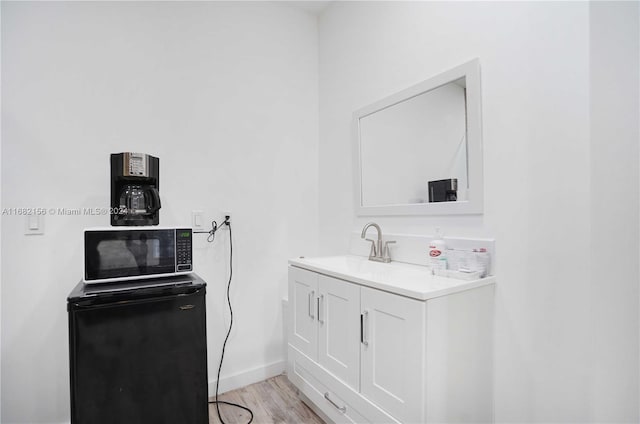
[365,238,377,257]
[383,240,396,260]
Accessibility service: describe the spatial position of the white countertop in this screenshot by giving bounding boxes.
[288,255,495,301]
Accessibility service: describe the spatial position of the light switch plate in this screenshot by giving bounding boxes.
[25,215,44,235]
[192,210,204,230]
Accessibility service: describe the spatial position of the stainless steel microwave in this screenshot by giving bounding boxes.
[83,227,193,284]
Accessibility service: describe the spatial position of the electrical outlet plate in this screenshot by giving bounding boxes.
[222,210,231,227]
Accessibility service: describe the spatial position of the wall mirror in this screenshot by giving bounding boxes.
[353,59,483,216]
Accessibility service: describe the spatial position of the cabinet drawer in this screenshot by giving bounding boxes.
[288,345,366,423]
[288,344,399,424]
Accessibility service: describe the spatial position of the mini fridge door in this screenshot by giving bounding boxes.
[68,285,208,424]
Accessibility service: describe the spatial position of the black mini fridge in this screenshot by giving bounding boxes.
[67,274,208,424]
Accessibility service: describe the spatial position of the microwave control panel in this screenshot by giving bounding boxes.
[176,229,193,272]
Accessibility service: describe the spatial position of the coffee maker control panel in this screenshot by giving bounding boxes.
[176,229,193,272]
[124,152,148,177]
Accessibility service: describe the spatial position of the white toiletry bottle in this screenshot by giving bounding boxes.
[476,248,490,278]
[429,228,447,274]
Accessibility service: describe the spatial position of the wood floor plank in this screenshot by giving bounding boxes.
[264,378,313,424]
[208,374,324,424]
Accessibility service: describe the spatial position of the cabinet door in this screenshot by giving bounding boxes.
[288,266,319,361]
[317,275,361,391]
[360,286,425,423]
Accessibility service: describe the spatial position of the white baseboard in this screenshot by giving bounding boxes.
[208,360,286,397]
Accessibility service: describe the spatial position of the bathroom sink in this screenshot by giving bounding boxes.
[288,255,495,300]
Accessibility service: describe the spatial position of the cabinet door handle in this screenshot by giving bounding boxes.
[324,392,347,413]
[308,291,315,319]
[361,310,369,346]
[318,294,324,324]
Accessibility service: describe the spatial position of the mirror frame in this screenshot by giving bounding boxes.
[353,58,483,216]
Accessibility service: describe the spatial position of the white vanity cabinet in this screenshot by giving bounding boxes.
[289,266,320,361]
[289,266,361,390]
[360,286,424,422]
[287,257,495,424]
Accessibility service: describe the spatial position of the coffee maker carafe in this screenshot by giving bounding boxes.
[111,152,161,226]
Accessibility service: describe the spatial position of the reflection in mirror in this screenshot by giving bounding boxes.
[353,59,483,216]
[359,77,468,206]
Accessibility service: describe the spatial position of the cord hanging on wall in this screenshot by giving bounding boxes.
[196,216,254,424]
[194,219,223,243]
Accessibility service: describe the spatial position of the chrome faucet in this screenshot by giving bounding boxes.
[361,222,395,263]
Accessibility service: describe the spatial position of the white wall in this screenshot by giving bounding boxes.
[590,2,640,421]
[318,1,638,422]
[1,2,318,423]
[0,3,3,419]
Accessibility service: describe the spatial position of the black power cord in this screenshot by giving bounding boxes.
[201,217,254,424]
[194,220,222,243]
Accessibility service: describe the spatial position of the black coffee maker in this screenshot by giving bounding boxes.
[428,178,458,203]
[111,152,161,226]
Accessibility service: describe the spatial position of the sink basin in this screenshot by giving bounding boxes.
[299,255,428,280]
[288,255,495,300]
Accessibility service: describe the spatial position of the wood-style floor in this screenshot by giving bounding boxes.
[208,374,325,424]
